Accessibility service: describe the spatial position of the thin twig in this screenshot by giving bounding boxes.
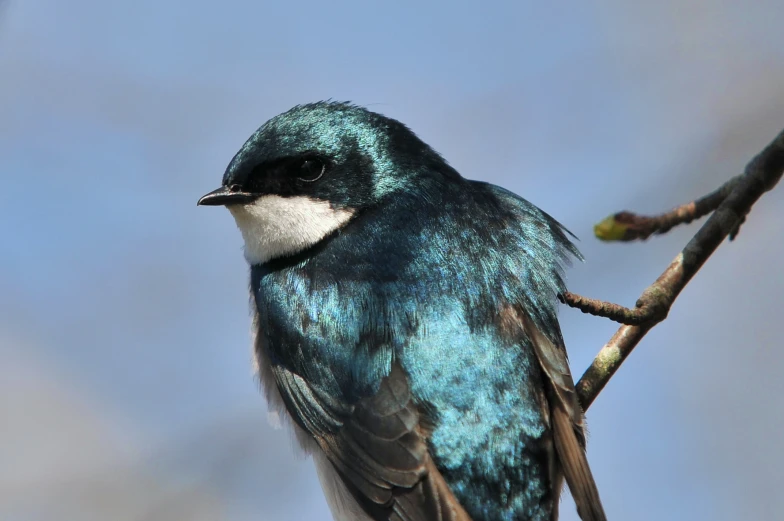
[559,291,664,326]
[594,177,743,242]
[578,127,784,411]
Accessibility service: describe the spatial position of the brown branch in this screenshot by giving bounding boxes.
[559,291,665,326]
[577,126,784,411]
[593,176,743,242]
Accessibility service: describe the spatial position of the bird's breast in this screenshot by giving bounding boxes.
[251,262,557,520]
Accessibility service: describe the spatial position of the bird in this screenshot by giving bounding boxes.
[198,101,606,521]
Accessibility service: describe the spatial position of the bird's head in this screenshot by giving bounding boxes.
[198,101,454,265]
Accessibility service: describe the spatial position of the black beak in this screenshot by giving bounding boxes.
[197,186,257,206]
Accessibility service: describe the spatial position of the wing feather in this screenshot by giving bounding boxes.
[273,362,473,521]
[519,312,607,521]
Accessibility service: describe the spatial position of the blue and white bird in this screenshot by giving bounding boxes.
[198,102,606,521]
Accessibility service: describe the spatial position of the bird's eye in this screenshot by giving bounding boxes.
[297,158,325,183]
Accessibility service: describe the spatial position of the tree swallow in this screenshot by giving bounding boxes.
[198,102,606,521]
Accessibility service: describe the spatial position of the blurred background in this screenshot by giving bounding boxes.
[1,1,783,520]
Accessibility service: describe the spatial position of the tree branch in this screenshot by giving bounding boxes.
[576,127,784,411]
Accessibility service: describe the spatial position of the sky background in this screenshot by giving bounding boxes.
[1,1,783,520]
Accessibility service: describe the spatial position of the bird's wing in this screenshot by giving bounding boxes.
[517,311,607,521]
[272,362,473,521]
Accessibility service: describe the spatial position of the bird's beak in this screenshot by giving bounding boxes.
[197,186,257,206]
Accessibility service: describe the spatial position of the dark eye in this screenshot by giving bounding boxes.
[297,158,325,183]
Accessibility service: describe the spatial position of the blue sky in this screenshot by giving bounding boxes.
[2,1,784,520]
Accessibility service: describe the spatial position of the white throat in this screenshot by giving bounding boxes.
[228,195,356,265]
